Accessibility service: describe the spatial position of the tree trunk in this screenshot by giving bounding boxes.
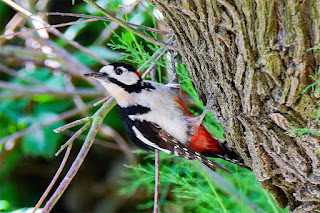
[146,0,320,212]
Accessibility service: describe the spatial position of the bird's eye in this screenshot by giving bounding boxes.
[115,68,123,75]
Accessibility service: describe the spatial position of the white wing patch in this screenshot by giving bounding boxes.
[132,126,172,154]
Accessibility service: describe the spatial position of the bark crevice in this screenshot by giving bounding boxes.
[147,0,320,212]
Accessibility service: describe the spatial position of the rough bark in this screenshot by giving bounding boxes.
[146,0,320,212]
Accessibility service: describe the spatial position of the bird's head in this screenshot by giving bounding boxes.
[84,63,143,102]
[84,62,141,86]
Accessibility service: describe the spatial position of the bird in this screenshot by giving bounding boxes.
[84,62,243,173]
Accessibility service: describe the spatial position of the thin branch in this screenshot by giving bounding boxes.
[0,63,44,85]
[153,149,160,213]
[139,1,167,29]
[0,80,104,98]
[93,139,123,150]
[55,123,91,156]
[0,18,99,39]
[1,0,48,38]
[35,12,169,35]
[48,28,109,66]
[168,49,180,85]
[42,98,116,212]
[54,117,91,133]
[94,96,111,106]
[32,144,73,213]
[141,49,168,79]
[2,0,109,67]
[62,130,122,151]
[99,125,137,165]
[0,52,46,67]
[82,0,178,51]
[119,0,141,8]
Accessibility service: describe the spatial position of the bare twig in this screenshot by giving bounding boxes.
[153,149,160,213]
[55,123,91,156]
[0,80,104,98]
[54,117,91,133]
[94,96,111,106]
[64,75,89,115]
[139,2,167,28]
[35,12,169,35]
[119,0,141,8]
[99,125,137,164]
[48,28,109,66]
[0,52,46,67]
[62,130,122,151]
[0,100,97,145]
[0,63,44,85]
[1,0,49,38]
[82,0,178,51]
[32,144,73,213]
[2,0,110,67]
[93,139,122,150]
[0,18,100,39]
[141,48,168,79]
[42,98,116,212]
[137,47,163,72]
[168,49,180,85]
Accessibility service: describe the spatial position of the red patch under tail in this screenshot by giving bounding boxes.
[190,124,223,153]
[176,97,222,153]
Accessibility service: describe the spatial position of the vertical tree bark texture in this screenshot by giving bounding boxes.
[146,0,320,212]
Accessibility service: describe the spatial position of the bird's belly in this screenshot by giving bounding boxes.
[129,109,190,144]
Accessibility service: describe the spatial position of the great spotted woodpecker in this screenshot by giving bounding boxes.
[85,62,242,173]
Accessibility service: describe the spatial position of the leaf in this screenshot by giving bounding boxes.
[307,46,320,51]
[21,112,64,157]
[16,68,50,83]
[0,200,10,211]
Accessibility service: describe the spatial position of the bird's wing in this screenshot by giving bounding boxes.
[132,120,231,173]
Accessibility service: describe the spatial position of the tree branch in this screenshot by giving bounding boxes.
[0,80,104,98]
[32,144,73,213]
[35,12,169,35]
[42,98,116,212]
[153,149,160,213]
[82,0,177,51]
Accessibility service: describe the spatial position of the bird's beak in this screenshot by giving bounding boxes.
[84,72,107,80]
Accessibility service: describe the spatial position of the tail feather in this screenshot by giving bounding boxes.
[203,142,248,169]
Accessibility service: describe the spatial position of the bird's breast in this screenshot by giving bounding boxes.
[122,84,191,144]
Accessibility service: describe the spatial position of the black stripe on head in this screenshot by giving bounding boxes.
[108,77,155,93]
[110,62,136,72]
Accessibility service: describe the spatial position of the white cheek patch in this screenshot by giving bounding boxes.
[99,65,114,75]
[117,72,139,85]
[132,126,171,154]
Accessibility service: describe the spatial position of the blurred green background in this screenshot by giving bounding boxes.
[0,0,289,212]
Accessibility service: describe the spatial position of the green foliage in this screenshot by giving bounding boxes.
[120,153,288,213]
[0,200,10,211]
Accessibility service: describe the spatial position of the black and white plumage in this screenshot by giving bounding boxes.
[85,62,239,173]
